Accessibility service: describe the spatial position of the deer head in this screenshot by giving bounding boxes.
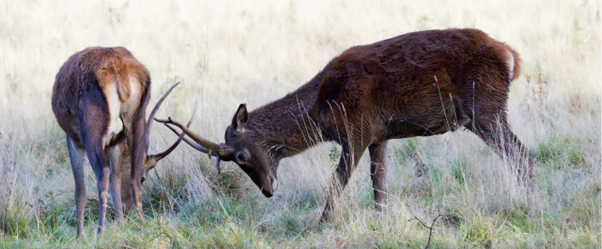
[116,84,195,214]
[156,103,278,197]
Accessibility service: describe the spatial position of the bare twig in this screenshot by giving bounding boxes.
[410,212,442,249]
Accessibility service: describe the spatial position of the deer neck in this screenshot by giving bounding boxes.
[246,65,331,159]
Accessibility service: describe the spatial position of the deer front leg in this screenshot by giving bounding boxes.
[84,140,110,236]
[320,141,367,223]
[369,141,388,211]
[67,137,87,239]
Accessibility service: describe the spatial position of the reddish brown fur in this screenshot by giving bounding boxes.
[52,47,150,143]
[169,28,534,222]
[309,29,532,218]
[51,47,180,238]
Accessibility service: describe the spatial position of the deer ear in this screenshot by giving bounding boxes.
[231,103,248,133]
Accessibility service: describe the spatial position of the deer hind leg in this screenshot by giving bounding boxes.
[80,106,112,235]
[67,136,86,239]
[82,134,110,236]
[107,144,123,222]
[369,141,388,211]
[466,113,535,189]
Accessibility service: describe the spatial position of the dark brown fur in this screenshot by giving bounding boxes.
[176,29,534,222]
[310,29,530,218]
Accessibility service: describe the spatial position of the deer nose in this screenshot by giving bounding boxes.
[261,189,273,198]
[261,175,277,198]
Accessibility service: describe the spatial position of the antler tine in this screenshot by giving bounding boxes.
[146,82,180,132]
[163,123,209,154]
[163,123,224,173]
[154,116,222,157]
[150,101,196,161]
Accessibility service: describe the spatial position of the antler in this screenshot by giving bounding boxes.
[155,115,234,173]
[162,124,227,173]
[148,102,196,161]
[145,82,180,140]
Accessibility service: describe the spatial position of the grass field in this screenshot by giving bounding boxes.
[0,0,600,248]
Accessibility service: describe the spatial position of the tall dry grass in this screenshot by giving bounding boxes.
[0,0,599,247]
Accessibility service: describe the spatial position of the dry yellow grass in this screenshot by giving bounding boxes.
[0,0,599,247]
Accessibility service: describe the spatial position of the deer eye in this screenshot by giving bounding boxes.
[237,152,247,162]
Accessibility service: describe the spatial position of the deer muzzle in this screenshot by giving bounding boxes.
[261,175,278,198]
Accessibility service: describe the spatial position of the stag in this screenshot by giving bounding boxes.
[51,47,188,238]
[159,29,535,222]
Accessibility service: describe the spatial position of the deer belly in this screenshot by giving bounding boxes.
[385,118,449,139]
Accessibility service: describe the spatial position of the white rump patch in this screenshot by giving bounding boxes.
[128,75,141,102]
[104,75,142,146]
[506,50,515,80]
[105,82,123,146]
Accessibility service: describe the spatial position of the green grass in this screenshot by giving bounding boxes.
[3,129,598,248]
[0,0,600,247]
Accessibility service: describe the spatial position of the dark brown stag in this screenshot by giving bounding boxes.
[159,29,535,222]
[51,47,188,238]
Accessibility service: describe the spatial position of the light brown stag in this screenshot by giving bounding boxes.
[51,47,188,238]
[159,28,535,222]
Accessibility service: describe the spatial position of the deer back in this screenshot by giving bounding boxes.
[313,28,520,142]
[51,46,150,147]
